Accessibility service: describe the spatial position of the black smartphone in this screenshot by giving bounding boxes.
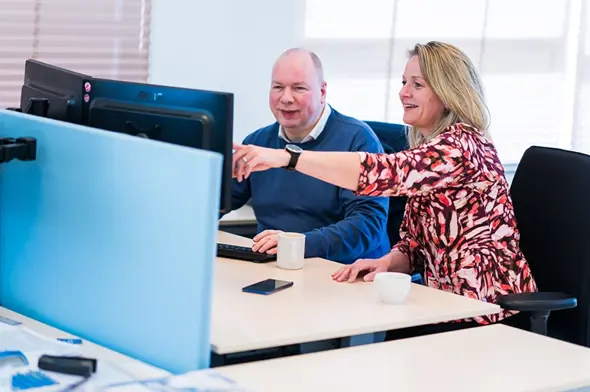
[242,278,294,295]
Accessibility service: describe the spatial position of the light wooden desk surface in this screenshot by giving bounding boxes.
[0,306,168,381]
[212,231,501,355]
[217,324,590,392]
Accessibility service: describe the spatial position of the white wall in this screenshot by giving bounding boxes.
[149,0,305,142]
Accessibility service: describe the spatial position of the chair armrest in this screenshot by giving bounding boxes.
[410,273,424,285]
[497,292,577,313]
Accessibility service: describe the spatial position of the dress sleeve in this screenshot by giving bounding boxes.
[390,215,421,273]
[355,129,480,197]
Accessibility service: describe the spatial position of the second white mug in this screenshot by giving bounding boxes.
[374,272,411,305]
[277,232,305,270]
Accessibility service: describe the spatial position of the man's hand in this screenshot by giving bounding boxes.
[252,230,284,254]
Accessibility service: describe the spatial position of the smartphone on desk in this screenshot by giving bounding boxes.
[242,278,293,295]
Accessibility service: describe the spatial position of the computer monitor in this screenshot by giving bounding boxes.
[82,78,234,214]
[20,59,89,124]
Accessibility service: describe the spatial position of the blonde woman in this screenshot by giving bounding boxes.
[232,41,538,336]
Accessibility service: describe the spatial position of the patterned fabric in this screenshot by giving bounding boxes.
[355,123,538,325]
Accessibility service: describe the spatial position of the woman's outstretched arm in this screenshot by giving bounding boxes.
[232,144,363,191]
[293,151,362,191]
[233,123,478,197]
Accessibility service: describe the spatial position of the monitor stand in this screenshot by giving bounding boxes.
[25,98,49,118]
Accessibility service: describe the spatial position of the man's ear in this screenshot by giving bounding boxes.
[320,81,327,103]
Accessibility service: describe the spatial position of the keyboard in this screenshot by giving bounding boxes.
[216,243,277,263]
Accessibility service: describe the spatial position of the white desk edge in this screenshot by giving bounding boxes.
[215,324,590,392]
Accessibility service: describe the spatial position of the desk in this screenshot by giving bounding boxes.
[219,205,257,238]
[216,324,590,392]
[212,231,501,355]
[0,306,168,381]
[219,205,257,226]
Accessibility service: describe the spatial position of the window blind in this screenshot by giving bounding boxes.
[303,0,588,163]
[0,0,151,110]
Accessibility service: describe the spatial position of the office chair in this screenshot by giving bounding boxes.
[497,146,586,344]
[364,120,424,285]
[364,121,408,246]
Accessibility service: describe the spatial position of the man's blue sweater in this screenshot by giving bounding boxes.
[230,108,391,264]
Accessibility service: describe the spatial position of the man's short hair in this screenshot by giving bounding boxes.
[280,47,324,83]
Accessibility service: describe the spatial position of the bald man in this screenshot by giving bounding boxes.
[227,48,390,264]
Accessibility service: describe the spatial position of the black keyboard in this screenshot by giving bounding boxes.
[216,243,277,263]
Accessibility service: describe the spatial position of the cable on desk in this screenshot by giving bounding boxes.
[56,376,91,392]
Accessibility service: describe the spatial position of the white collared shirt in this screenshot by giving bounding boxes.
[278,104,332,143]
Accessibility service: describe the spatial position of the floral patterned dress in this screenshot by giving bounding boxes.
[355,123,538,325]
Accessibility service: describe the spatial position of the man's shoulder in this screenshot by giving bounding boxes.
[242,122,280,146]
[330,109,372,132]
[327,108,383,151]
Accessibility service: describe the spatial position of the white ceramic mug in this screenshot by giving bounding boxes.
[277,232,305,270]
[374,272,411,305]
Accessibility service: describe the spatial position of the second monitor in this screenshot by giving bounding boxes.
[20,59,89,123]
[82,78,234,214]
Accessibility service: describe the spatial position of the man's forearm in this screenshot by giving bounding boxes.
[303,217,384,264]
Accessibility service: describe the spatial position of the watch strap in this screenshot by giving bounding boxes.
[284,146,301,170]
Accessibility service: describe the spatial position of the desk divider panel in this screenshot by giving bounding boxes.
[0,110,222,374]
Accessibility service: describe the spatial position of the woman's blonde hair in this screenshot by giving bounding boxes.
[406,41,491,148]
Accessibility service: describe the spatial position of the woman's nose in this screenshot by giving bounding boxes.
[399,84,411,98]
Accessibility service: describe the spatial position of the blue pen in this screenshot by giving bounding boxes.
[57,338,83,344]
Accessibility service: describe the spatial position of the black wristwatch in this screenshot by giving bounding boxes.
[284,144,303,171]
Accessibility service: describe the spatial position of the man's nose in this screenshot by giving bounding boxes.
[280,88,294,104]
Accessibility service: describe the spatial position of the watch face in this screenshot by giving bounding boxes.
[286,144,303,153]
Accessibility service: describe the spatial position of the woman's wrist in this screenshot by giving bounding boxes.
[383,250,411,273]
[278,149,291,168]
[380,253,395,271]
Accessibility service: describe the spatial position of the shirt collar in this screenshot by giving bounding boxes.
[279,104,331,143]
